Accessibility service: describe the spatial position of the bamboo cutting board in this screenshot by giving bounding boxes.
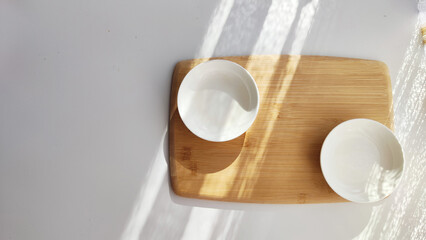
[169,55,393,204]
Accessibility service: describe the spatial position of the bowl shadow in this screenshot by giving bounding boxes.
[170,111,245,174]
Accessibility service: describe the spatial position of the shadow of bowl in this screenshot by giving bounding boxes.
[170,111,245,174]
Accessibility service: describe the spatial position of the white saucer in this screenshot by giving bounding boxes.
[320,119,404,203]
[177,60,259,142]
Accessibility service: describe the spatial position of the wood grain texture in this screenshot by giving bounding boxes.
[169,55,394,204]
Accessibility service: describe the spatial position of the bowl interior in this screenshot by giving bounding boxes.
[177,60,259,142]
[321,119,404,203]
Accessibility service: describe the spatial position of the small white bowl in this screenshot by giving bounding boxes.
[321,119,404,203]
[177,60,259,142]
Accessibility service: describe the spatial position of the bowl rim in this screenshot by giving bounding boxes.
[320,118,405,203]
[177,59,260,142]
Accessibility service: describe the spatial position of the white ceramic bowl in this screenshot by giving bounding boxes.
[177,60,259,142]
[320,119,404,203]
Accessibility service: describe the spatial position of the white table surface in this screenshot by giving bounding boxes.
[1,0,425,239]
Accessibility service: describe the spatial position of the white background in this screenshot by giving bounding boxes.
[1,0,425,239]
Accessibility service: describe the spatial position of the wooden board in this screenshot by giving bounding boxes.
[169,55,393,204]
